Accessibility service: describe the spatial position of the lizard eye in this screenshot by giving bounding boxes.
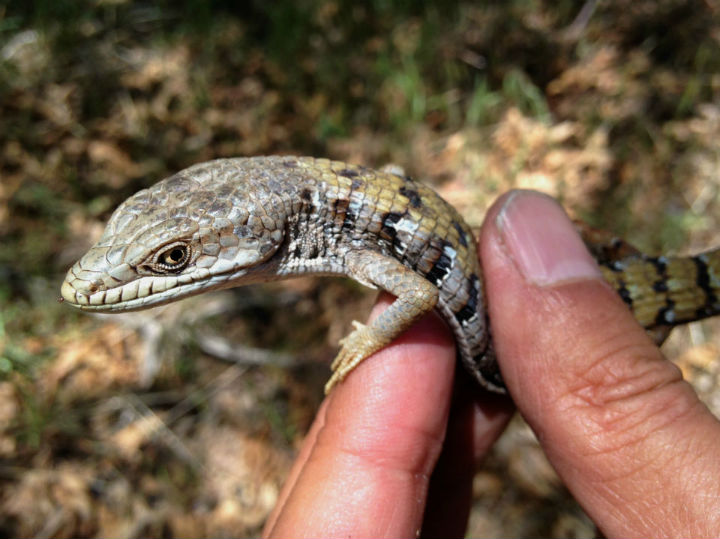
[152,242,191,273]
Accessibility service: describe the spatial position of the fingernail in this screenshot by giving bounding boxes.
[496,191,602,286]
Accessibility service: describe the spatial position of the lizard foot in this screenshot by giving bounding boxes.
[325,321,386,394]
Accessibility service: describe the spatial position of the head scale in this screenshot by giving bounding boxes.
[61,159,287,311]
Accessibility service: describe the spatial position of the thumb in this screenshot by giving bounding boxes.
[480,190,720,538]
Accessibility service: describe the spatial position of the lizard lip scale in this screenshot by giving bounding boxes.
[61,260,263,313]
[61,155,720,394]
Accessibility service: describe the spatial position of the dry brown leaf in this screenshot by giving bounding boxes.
[44,324,141,402]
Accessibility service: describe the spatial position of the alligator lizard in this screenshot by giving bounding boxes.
[60,156,720,393]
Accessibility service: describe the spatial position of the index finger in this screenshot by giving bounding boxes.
[263,294,457,538]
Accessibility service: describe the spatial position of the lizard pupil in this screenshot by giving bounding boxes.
[157,244,190,271]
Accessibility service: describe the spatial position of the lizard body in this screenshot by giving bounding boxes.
[60,156,720,393]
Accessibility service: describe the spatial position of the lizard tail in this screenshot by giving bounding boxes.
[576,221,720,339]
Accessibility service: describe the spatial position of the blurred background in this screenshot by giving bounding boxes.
[2,0,720,536]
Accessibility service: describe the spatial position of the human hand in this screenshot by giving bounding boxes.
[262,291,511,538]
[263,190,720,538]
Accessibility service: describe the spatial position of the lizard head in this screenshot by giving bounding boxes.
[61,159,285,312]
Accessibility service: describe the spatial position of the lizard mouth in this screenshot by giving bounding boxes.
[60,265,225,312]
[59,261,260,312]
[60,275,202,312]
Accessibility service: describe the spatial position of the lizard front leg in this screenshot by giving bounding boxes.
[324,249,440,393]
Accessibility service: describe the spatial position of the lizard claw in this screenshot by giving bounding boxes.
[325,320,385,393]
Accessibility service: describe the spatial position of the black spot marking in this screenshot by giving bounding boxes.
[452,221,468,247]
[655,298,676,326]
[333,197,350,217]
[343,210,358,232]
[425,240,454,286]
[652,280,669,293]
[595,237,625,264]
[338,168,359,178]
[692,256,719,318]
[616,280,633,306]
[333,197,358,232]
[399,186,422,209]
[454,274,480,325]
[696,305,716,318]
[300,188,312,202]
[455,305,476,324]
[693,256,717,301]
[647,257,672,324]
[351,178,362,190]
[283,159,297,168]
[650,256,668,274]
[379,211,404,245]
